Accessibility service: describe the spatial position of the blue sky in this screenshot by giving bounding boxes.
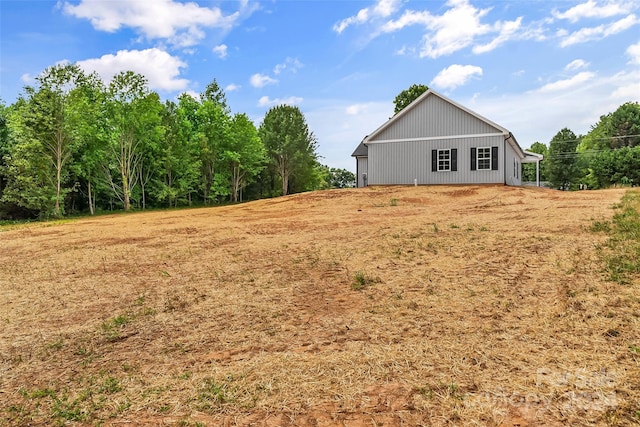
[1,0,639,171]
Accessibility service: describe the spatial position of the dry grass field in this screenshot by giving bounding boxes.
[1,185,639,426]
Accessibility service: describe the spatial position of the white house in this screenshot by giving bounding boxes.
[352,89,542,187]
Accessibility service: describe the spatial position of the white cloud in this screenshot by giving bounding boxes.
[257,95,303,107]
[552,0,631,23]
[466,69,639,149]
[378,0,524,58]
[612,81,640,99]
[76,48,189,91]
[473,17,522,54]
[249,73,278,88]
[333,0,402,33]
[20,73,33,84]
[273,57,303,75]
[565,59,590,71]
[345,103,376,115]
[559,14,639,47]
[430,64,483,90]
[305,100,392,171]
[225,83,241,92]
[536,71,596,93]
[626,40,640,64]
[62,0,241,47]
[213,44,228,59]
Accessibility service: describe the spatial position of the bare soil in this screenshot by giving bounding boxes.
[0,185,638,426]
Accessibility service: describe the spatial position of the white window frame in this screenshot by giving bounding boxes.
[437,149,451,172]
[477,147,491,170]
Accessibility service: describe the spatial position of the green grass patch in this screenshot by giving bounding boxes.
[351,271,382,290]
[593,190,640,284]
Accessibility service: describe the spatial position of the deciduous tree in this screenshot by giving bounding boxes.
[259,105,318,196]
[545,128,580,190]
[393,84,428,115]
[104,71,162,211]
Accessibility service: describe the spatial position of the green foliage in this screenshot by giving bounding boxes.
[393,84,429,115]
[522,142,548,182]
[588,146,640,189]
[545,128,580,190]
[328,167,355,188]
[593,191,640,284]
[1,66,441,218]
[224,113,266,202]
[351,271,381,290]
[259,105,319,196]
[198,377,235,410]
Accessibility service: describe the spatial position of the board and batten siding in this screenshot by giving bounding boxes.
[367,135,504,185]
[356,157,368,187]
[504,139,522,186]
[368,95,500,142]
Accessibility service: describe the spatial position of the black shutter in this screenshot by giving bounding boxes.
[451,149,457,172]
[432,150,437,172]
[470,147,477,171]
[491,146,499,170]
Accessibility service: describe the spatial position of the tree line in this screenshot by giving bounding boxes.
[522,101,640,190]
[0,64,355,220]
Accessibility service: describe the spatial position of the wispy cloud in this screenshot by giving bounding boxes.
[627,40,640,64]
[372,0,524,58]
[333,0,401,34]
[257,95,303,107]
[552,0,631,23]
[535,71,596,93]
[559,14,639,47]
[273,57,303,75]
[565,59,590,71]
[249,73,278,88]
[213,44,228,59]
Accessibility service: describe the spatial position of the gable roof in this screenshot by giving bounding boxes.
[360,88,530,160]
[351,140,368,157]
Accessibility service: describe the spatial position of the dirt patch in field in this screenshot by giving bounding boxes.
[1,185,638,426]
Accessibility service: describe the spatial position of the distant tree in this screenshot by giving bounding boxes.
[259,105,318,196]
[1,98,56,217]
[328,167,356,188]
[580,102,640,150]
[589,146,640,189]
[197,98,230,203]
[393,84,428,115]
[201,79,228,111]
[70,71,107,215]
[608,102,640,148]
[3,64,90,217]
[522,142,547,182]
[545,128,580,190]
[0,100,8,196]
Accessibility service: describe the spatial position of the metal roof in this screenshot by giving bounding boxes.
[351,140,368,157]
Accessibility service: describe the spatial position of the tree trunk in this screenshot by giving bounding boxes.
[88,180,94,215]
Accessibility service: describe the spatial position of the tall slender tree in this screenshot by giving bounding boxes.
[224,113,265,202]
[104,71,162,211]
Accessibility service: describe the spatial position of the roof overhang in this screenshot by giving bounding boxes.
[522,150,544,163]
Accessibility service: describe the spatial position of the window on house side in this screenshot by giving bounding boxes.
[477,147,491,170]
[438,149,450,171]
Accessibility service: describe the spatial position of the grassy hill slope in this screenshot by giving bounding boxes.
[1,185,638,426]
